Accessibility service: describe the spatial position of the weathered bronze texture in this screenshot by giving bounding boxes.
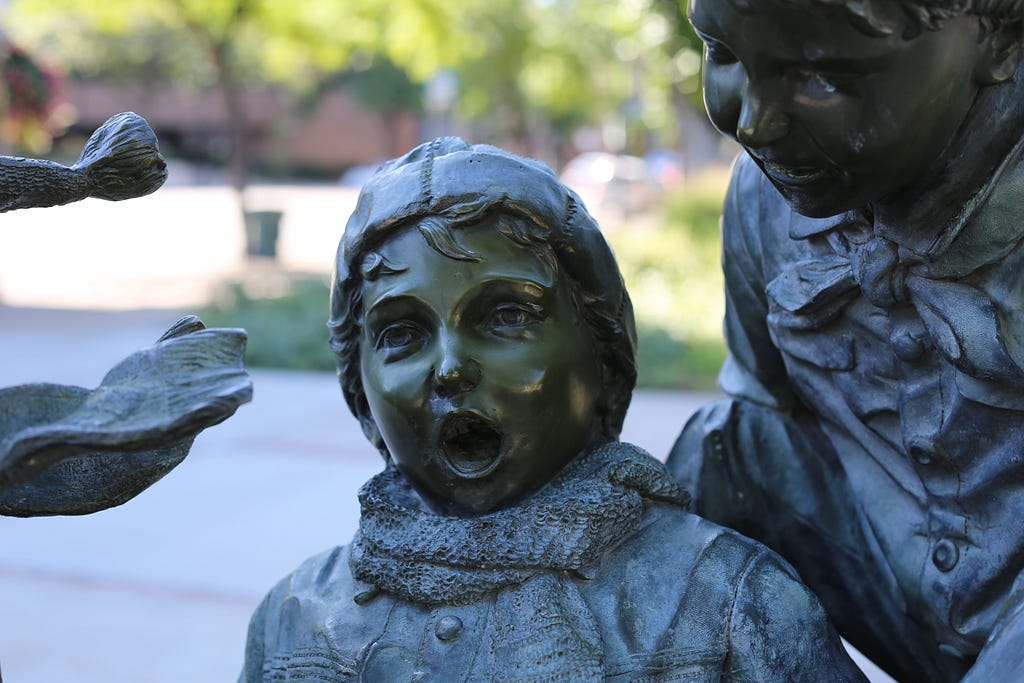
[0,315,251,516]
[671,2,1024,681]
[0,114,251,517]
[241,139,868,682]
[0,111,167,212]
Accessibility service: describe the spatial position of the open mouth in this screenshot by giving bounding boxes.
[760,160,828,186]
[439,412,503,477]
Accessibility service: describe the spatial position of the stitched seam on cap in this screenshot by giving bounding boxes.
[420,138,439,204]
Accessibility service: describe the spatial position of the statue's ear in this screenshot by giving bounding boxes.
[975,24,1023,85]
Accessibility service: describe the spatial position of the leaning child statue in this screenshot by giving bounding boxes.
[239,139,868,682]
[670,1,1024,681]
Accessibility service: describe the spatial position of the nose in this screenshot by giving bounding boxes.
[432,334,481,396]
[736,87,789,148]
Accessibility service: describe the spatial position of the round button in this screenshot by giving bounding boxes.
[435,615,463,641]
[891,328,925,361]
[932,539,959,573]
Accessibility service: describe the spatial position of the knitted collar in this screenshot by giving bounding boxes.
[350,441,689,607]
[349,442,688,682]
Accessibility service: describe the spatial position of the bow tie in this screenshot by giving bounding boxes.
[765,219,1024,394]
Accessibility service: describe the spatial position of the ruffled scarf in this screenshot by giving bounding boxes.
[350,442,689,682]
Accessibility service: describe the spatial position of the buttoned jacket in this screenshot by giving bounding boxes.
[240,501,864,682]
[714,135,1024,659]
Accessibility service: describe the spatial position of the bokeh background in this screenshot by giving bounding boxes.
[0,1,894,681]
[0,0,742,390]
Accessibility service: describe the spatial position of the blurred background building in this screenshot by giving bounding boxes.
[0,0,734,180]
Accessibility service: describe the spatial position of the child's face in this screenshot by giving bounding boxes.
[358,220,603,516]
[690,0,988,217]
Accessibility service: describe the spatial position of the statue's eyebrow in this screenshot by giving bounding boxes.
[473,275,553,299]
[360,251,409,281]
[363,292,421,320]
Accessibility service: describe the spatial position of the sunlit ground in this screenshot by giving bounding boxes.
[0,184,356,310]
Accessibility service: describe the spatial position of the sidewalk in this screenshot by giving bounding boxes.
[0,307,893,682]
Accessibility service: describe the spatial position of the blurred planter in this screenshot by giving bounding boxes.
[244,210,282,258]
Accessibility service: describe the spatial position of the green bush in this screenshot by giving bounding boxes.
[202,276,336,372]
[606,169,730,390]
[203,171,731,390]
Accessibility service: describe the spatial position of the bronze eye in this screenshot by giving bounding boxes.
[487,304,544,332]
[375,322,425,360]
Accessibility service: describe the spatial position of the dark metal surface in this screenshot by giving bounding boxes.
[0,111,167,212]
[0,315,252,516]
[241,139,867,682]
[672,3,1024,681]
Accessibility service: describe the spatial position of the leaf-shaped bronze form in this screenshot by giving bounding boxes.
[0,317,252,517]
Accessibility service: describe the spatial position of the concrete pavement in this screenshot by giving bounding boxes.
[0,307,893,682]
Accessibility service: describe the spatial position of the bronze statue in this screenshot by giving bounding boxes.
[240,138,867,682]
[669,1,1024,681]
[0,113,252,517]
[0,315,251,516]
[0,111,167,212]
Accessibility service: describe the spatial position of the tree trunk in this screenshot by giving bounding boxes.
[210,43,249,199]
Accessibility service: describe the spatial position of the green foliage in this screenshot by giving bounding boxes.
[450,0,698,144]
[651,0,705,106]
[605,169,730,389]
[5,0,342,93]
[4,0,705,150]
[340,58,422,115]
[635,324,726,390]
[202,277,336,372]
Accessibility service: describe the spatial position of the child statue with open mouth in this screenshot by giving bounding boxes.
[239,138,867,682]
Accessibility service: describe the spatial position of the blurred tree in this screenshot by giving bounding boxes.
[4,0,705,173]
[6,0,363,193]
[337,58,423,159]
[446,0,708,160]
[652,0,705,105]
[450,0,686,158]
